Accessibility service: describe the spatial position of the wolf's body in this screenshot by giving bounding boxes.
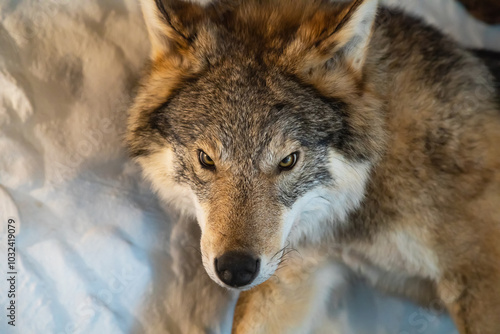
[127,0,500,332]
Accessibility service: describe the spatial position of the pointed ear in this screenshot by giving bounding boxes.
[295,0,378,74]
[331,0,378,71]
[139,0,205,59]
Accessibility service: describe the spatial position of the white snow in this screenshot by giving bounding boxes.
[0,0,498,333]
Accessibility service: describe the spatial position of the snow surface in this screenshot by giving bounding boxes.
[0,0,498,333]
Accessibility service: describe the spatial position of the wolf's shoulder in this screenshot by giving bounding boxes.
[371,7,495,106]
[373,7,461,57]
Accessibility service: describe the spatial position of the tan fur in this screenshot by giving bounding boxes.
[233,248,346,334]
[201,173,284,257]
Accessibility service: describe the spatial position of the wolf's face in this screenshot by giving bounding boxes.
[128,0,385,290]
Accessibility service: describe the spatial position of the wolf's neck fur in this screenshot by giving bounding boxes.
[335,8,499,246]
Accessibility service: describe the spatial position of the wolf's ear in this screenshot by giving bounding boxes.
[294,0,378,74]
[140,0,205,59]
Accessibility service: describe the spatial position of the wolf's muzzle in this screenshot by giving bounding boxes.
[214,251,260,288]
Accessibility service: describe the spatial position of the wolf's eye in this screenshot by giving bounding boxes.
[199,150,215,169]
[279,153,298,170]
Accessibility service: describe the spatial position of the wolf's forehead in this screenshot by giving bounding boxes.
[163,64,345,151]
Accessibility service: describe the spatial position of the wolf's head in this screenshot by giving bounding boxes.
[127,0,385,290]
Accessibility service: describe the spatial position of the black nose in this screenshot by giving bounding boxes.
[215,251,260,287]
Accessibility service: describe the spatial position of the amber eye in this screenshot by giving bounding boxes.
[199,150,215,169]
[279,153,298,170]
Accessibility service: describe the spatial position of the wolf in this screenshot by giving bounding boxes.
[126,0,500,332]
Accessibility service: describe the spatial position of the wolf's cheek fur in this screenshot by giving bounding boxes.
[285,150,372,245]
[136,148,202,218]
